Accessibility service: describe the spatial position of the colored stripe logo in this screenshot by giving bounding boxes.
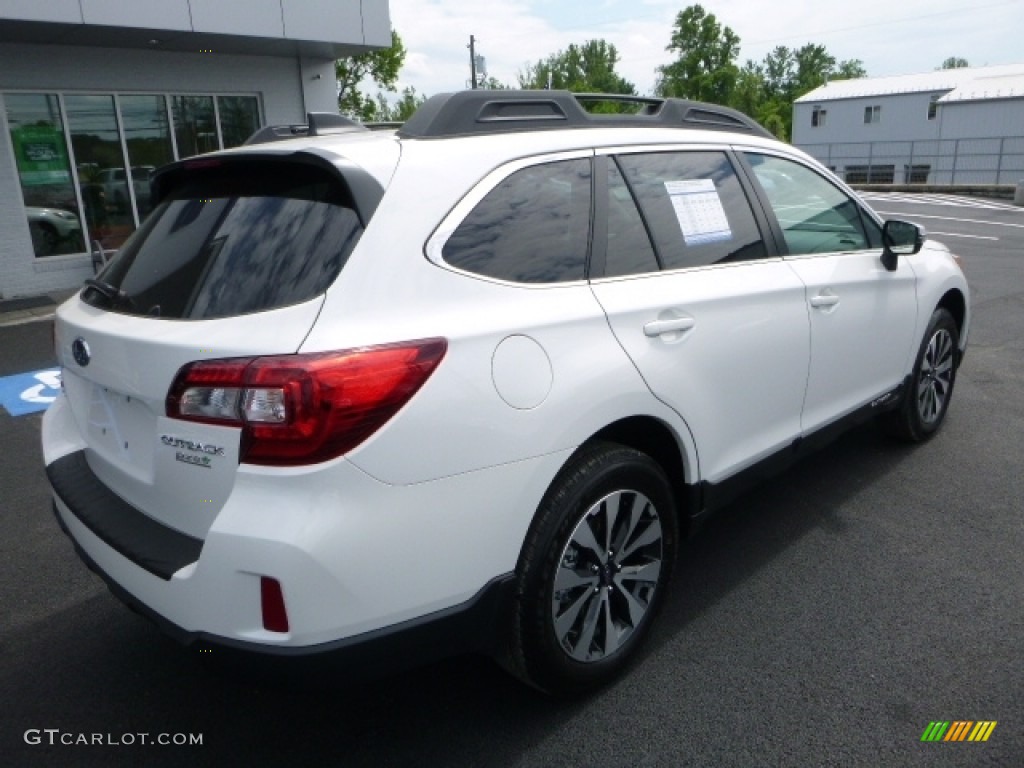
[921,721,997,742]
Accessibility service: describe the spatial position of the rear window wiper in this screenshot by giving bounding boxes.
[83,278,135,310]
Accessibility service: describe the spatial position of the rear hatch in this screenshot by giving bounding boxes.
[54,152,376,539]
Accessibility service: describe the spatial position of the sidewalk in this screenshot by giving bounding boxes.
[0,290,76,328]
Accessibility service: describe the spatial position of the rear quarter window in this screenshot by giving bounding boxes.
[84,159,363,319]
[441,158,591,284]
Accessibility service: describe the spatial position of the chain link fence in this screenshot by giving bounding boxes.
[798,137,1024,186]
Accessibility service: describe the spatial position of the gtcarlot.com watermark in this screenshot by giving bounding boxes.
[24,729,203,747]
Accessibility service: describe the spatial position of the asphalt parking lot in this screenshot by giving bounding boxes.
[1,193,1021,767]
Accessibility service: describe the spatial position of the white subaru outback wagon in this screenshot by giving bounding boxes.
[44,91,969,695]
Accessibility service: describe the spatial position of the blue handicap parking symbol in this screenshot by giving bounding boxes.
[0,368,62,416]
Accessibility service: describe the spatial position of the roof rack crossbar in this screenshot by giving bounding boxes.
[397,90,773,140]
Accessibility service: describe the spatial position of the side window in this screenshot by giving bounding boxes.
[442,158,591,284]
[605,160,659,277]
[744,153,871,255]
[615,151,766,270]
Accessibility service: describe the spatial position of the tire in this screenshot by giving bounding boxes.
[506,442,678,696]
[880,307,959,442]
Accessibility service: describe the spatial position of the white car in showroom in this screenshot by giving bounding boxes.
[26,205,81,255]
[43,91,969,695]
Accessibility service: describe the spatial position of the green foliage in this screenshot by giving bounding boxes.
[343,13,871,138]
[372,86,427,123]
[835,59,868,80]
[519,40,636,96]
[651,5,868,140]
[655,5,740,104]
[939,56,969,69]
[336,29,406,121]
[750,46,866,139]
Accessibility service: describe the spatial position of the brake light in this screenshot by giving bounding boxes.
[166,339,447,466]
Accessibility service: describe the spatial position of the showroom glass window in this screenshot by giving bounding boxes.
[4,93,84,257]
[120,95,175,218]
[65,94,136,251]
[217,96,260,149]
[172,96,219,158]
[4,91,262,258]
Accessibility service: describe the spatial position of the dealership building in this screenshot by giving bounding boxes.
[0,0,390,300]
[792,63,1024,187]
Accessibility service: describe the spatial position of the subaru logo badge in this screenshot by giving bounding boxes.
[71,337,91,367]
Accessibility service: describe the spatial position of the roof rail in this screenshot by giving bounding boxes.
[364,121,404,131]
[244,112,367,145]
[397,90,773,140]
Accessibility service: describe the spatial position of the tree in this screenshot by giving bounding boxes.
[727,45,867,140]
[655,5,740,104]
[939,56,969,69]
[731,61,766,120]
[369,86,427,123]
[835,59,867,80]
[518,40,635,95]
[336,29,406,121]
[791,44,836,99]
[391,86,427,121]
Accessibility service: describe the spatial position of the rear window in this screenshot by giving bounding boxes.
[83,159,363,319]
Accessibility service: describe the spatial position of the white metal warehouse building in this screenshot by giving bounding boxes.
[0,0,390,300]
[792,64,1024,188]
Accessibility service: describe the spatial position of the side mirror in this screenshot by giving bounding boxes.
[881,220,925,271]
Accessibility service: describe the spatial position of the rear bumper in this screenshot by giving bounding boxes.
[42,393,564,669]
[50,497,513,679]
[46,451,202,580]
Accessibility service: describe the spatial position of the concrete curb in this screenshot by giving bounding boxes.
[0,290,75,328]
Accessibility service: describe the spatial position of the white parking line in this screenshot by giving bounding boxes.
[862,192,1024,212]
[928,232,998,241]
[874,210,1024,229]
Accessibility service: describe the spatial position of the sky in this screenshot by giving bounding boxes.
[387,0,1024,97]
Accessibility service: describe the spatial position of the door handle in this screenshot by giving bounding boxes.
[809,294,840,308]
[643,317,696,337]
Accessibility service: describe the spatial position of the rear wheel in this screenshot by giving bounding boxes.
[507,442,678,695]
[880,307,959,442]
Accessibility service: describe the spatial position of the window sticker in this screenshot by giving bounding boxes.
[664,179,732,245]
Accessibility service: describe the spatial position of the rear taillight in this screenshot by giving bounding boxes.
[166,339,447,466]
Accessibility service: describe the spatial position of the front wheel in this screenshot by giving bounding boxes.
[880,307,959,442]
[506,442,678,696]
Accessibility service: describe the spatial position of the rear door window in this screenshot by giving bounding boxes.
[615,151,767,270]
[83,159,363,319]
[604,160,660,278]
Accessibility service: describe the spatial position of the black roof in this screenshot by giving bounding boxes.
[397,90,774,140]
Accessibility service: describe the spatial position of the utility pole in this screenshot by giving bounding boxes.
[469,35,477,89]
